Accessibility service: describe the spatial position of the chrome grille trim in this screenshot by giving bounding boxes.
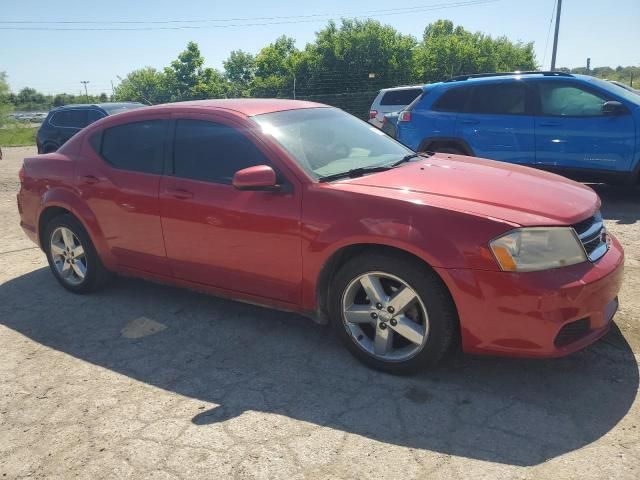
[573,211,608,262]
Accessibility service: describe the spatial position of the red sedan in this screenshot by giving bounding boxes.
[16,99,624,373]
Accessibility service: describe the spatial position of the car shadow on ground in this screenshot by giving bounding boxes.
[590,183,640,225]
[1,268,637,467]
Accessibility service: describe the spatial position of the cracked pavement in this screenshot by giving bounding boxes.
[1,147,639,479]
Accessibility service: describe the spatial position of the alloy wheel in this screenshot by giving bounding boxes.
[341,271,429,362]
[50,226,87,286]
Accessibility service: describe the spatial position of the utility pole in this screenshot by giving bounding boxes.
[550,0,563,71]
[80,80,90,102]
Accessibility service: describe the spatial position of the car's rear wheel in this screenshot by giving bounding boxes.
[328,252,457,374]
[44,214,110,293]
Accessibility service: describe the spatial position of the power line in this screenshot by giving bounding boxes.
[0,0,499,31]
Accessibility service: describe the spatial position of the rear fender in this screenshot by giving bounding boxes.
[39,187,116,267]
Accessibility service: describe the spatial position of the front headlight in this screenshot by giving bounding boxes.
[490,227,587,272]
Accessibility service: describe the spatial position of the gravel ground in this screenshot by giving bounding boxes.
[1,146,639,479]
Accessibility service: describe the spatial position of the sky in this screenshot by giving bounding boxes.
[2,0,639,95]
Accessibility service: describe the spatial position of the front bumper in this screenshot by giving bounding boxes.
[435,234,625,358]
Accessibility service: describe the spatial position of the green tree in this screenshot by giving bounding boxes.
[251,36,300,97]
[114,67,170,104]
[414,20,536,82]
[300,19,417,94]
[0,72,13,126]
[224,50,256,96]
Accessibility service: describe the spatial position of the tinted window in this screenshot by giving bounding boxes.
[538,83,607,116]
[432,87,469,112]
[468,83,527,115]
[100,120,166,174]
[380,89,422,106]
[87,109,106,124]
[173,120,270,184]
[51,109,87,128]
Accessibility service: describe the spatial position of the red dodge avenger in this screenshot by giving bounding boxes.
[17,99,624,373]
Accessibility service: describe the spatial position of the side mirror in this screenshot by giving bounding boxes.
[602,100,626,115]
[232,165,278,191]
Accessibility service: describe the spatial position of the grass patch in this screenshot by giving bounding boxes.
[0,126,38,147]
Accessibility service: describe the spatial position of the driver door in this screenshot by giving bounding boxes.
[533,81,636,172]
[158,114,303,305]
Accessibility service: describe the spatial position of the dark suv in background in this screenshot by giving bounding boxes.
[36,102,144,153]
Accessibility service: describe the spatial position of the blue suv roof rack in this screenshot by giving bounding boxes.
[445,71,574,82]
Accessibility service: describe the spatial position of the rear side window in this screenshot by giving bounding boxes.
[50,109,88,128]
[87,109,106,124]
[173,119,271,184]
[468,83,527,115]
[100,120,166,174]
[380,89,422,106]
[432,87,469,112]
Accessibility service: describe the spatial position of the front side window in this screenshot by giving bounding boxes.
[100,120,166,174]
[537,83,607,117]
[173,119,271,184]
[468,83,527,115]
[253,107,412,180]
[51,109,87,128]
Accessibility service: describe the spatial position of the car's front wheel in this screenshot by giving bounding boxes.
[44,214,110,293]
[329,252,457,374]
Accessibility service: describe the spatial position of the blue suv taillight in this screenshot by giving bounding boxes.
[398,111,412,122]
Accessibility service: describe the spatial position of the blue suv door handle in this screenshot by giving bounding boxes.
[460,119,480,125]
[539,121,561,127]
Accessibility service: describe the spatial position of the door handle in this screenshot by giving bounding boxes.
[539,121,561,127]
[79,174,100,185]
[165,188,194,200]
[460,119,480,125]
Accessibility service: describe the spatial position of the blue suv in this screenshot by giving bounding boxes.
[396,72,640,184]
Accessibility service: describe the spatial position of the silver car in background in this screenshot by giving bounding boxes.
[368,86,423,128]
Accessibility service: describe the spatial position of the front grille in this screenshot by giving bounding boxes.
[572,211,608,262]
[554,318,590,347]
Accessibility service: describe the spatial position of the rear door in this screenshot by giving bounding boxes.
[455,81,536,165]
[79,118,170,275]
[532,81,636,172]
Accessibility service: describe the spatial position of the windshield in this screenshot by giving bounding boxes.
[252,107,413,180]
[590,78,640,105]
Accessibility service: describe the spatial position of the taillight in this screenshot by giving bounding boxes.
[19,165,25,183]
[369,110,378,120]
[398,111,412,122]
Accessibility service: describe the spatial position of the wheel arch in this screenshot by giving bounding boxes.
[37,191,114,267]
[315,243,460,341]
[418,136,474,156]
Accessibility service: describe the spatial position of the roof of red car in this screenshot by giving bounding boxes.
[153,98,328,116]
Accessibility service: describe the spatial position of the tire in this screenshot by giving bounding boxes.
[44,214,111,293]
[328,252,457,374]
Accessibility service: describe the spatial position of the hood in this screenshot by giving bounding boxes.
[332,154,599,226]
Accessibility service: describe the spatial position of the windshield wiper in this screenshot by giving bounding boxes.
[389,151,433,167]
[317,165,394,183]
